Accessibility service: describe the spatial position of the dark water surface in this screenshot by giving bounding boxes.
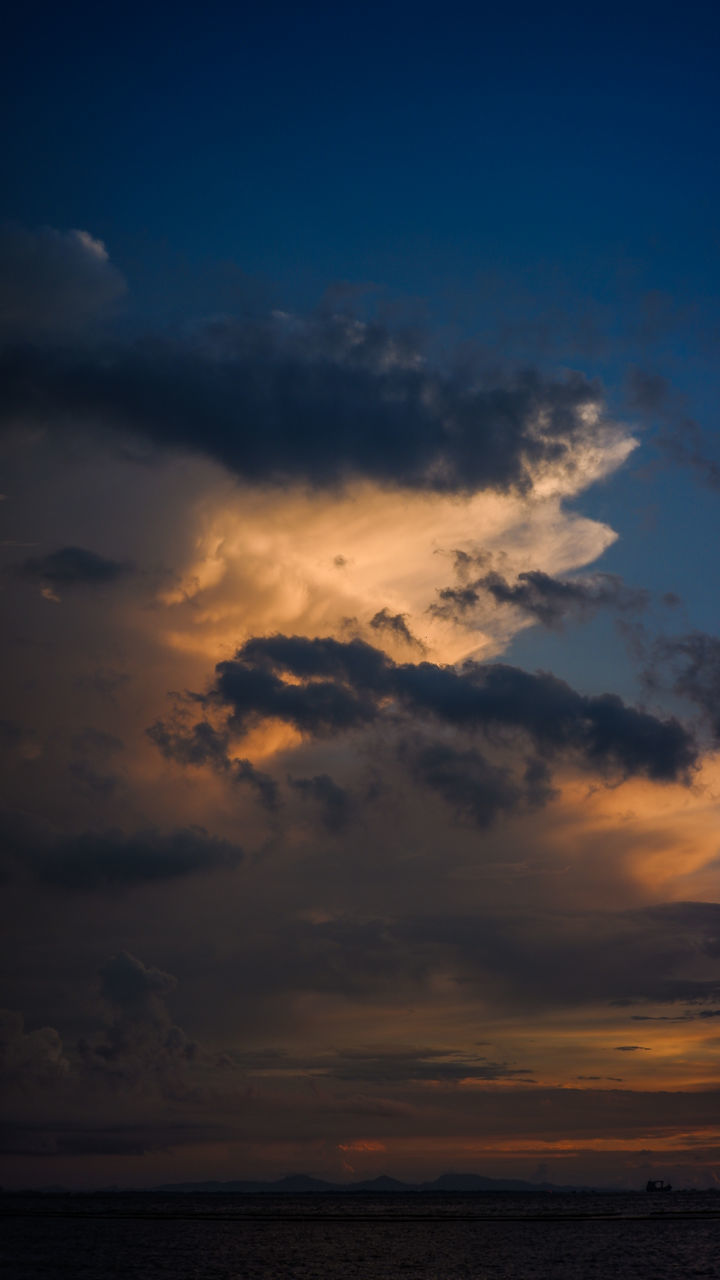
[3,1191,719,1279]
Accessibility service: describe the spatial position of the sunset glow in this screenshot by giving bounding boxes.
[2,2,720,1198]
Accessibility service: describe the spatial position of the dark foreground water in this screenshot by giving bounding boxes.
[2,1191,719,1279]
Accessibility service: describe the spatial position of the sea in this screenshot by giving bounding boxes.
[2,1190,719,1279]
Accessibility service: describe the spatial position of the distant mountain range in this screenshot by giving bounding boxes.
[149,1171,599,1194]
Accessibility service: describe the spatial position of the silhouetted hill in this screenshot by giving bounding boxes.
[350,1176,410,1192]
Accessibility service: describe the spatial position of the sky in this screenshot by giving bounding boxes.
[1,0,720,1191]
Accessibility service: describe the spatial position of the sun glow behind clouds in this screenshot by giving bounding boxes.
[6,220,718,1189]
[156,418,633,669]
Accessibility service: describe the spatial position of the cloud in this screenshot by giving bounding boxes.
[15,546,132,590]
[4,225,717,1191]
[370,608,424,650]
[147,717,278,810]
[289,773,352,832]
[0,225,125,340]
[0,1009,69,1086]
[642,630,720,739]
[243,1045,535,1085]
[627,367,720,491]
[77,953,200,1099]
[71,728,124,758]
[394,900,720,1011]
[0,275,630,496]
[401,739,529,828]
[35,826,243,891]
[196,634,696,783]
[99,951,177,1009]
[326,1046,534,1084]
[432,567,647,630]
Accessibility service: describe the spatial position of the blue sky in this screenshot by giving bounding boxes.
[5,2,719,304]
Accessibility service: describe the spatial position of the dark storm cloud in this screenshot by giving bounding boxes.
[78,953,200,1098]
[0,952,207,1144]
[8,825,244,891]
[0,1009,68,1086]
[148,717,233,769]
[432,568,647,629]
[642,630,720,739]
[208,643,378,735]
[0,296,607,493]
[99,951,177,1008]
[197,635,696,782]
[232,760,280,811]
[370,608,424,649]
[401,740,557,826]
[0,225,125,340]
[15,546,132,589]
[401,740,524,827]
[41,827,243,891]
[147,717,278,809]
[289,773,352,832]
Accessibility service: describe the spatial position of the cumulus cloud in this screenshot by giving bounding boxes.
[76,952,203,1103]
[99,950,177,1009]
[4,224,715,1190]
[189,634,696,783]
[0,1009,69,1086]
